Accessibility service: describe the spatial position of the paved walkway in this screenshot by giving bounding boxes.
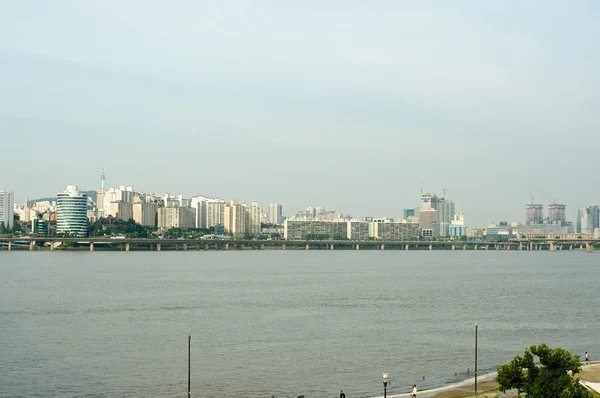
[368,362,600,398]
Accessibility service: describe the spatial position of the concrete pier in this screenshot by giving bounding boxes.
[125,243,130,252]
[157,244,161,251]
[204,244,208,251]
[29,241,34,251]
[90,242,94,252]
[405,244,409,250]
[330,244,334,250]
[429,244,433,251]
[7,241,11,251]
[306,243,309,250]
[380,244,385,250]
[282,243,286,250]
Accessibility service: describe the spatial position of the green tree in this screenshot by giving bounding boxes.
[496,344,591,398]
[0,221,6,234]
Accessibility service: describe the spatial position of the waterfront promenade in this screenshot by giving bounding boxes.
[375,362,600,398]
[0,237,598,252]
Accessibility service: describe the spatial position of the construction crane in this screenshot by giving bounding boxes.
[529,185,535,204]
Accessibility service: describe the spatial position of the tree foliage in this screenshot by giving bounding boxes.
[496,344,591,398]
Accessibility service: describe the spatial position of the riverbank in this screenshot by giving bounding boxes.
[380,362,600,398]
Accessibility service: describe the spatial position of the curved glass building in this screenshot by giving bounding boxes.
[57,185,89,237]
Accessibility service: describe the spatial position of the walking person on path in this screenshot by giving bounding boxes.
[586,352,590,363]
[339,389,345,398]
[411,384,417,397]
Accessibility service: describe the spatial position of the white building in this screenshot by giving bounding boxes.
[0,190,15,231]
[206,199,226,228]
[284,219,420,241]
[158,206,196,230]
[268,204,283,225]
[56,185,89,237]
[224,200,248,237]
[249,202,262,235]
[191,195,220,229]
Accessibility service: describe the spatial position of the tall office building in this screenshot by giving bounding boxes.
[403,208,416,220]
[576,206,600,234]
[432,198,454,237]
[419,208,437,231]
[0,190,15,230]
[419,193,436,211]
[56,185,89,237]
[268,204,283,225]
[590,205,600,230]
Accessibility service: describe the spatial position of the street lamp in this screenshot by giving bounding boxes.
[383,373,389,398]
[188,331,191,398]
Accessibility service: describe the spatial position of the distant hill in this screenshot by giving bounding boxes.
[32,191,97,203]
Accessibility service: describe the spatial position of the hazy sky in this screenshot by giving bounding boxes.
[1,1,599,226]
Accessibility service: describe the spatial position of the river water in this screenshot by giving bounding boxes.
[1,251,599,398]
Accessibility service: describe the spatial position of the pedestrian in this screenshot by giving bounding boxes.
[340,389,345,398]
[586,352,590,363]
[411,384,417,397]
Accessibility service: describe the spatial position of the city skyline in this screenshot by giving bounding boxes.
[2,2,600,226]
[4,176,600,230]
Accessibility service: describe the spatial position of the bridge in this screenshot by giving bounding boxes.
[0,237,597,252]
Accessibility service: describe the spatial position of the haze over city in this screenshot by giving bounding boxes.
[2,1,600,226]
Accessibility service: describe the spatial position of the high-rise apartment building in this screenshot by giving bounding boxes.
[102,186,135,217]
[56,185,89,237]
[158,206,195,230]
[268,204,283,225]
[206,199,226,229]
[0,190,15,230]
[133,196,157,227]
[224,200,248,237]
[110,201,134,221]
[249,202,262,235]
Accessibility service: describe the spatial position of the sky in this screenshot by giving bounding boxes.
[1,1,599,226]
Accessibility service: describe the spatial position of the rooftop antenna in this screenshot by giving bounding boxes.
[101,168,106,192]
[420,173,424,195]
[442,188,448,199]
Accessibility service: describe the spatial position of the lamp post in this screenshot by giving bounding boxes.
[474,321,478,397]
[383,373,389,398]
[188,331,191,398]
